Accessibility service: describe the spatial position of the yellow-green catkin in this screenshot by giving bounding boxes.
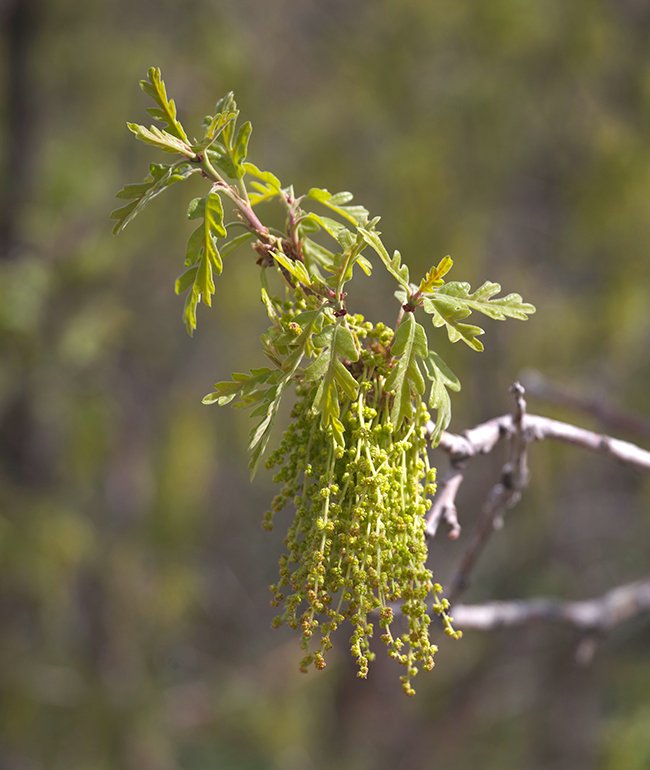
[265,316,460,695]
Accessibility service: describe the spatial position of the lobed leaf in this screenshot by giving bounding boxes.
[423,295,485,351]
[271,250,311,287]
[194,109,238,152]
[435,281,536,321]
[422,350,460,445]
[418,256,453,293]
[232,121,252,176]
[111,162,198,234]
[358,227,410,290]
[304,322,360,447]
[127,122,195,158]
[307,188,369,226]
[176,192,227,334]
[384,313,429,427]
[139,67,189,142]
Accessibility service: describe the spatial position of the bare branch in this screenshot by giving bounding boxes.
[431,411,650,472]
[451,579,650,632]
[521,369,650,441]
[446,383,531,603]
[425,466,463,539]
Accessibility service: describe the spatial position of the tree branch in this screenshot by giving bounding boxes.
[424,386,650,609]
[451,579,650,632]
[430,408,650,472]
[520,369,650,441]
[445,383,531,603]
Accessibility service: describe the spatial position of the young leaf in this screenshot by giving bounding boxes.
[139,67,189,142]
[422,296,485,351]
[203,367,278,407]
[232,121,252,175]
[243,162,282,190]
[203,367,287,475]
[358,228,410,290]
[418,256,453,293]
[308,213,350,243]
[435,281,536,321]
[195,108,238,151]
[244,162,282,204]
[271,250,311,287]
[220,231,256,259]
[384,313,428,427]
[304,322,360,447]
[422,281,535,351]
[307,188,369,226]
[176,191,227,334]
[111,163,198,234]
[422,350,460,445]
[127,122,194,158]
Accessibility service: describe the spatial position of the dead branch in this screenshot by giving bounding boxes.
[445,383,531,603]
[431,410,650,472]
[423,385,650,630]
[451,579,650,632]
[520,369,650,441]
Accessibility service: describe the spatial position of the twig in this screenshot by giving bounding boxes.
[425,465,463,539]
[447,383,531,603]
[521,369,650,441]
[451,579,650,632]
[430,411,650,473]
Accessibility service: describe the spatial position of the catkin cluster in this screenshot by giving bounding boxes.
[265,318,460,695]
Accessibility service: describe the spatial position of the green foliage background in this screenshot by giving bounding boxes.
[1,1,650,768]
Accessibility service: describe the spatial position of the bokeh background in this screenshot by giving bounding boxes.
[2,1,650,768]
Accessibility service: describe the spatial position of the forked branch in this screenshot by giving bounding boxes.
[425,384,650,635]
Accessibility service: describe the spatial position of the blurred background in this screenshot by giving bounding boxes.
[1,0,650,768]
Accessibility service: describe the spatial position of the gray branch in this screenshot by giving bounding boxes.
[452,579,650,631]
[425,400,650,546]
[424,384,650,620]
[433,412,650,472]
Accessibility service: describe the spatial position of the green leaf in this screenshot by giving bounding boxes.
[422,350,460,445]
[127,122,195,158]
[308,213,350,243]
[422,281,535,351]
[307,187,369,226]
[243,162,282,190]
[203,367,287,475]
[436,281,536,321]
[304,322,360,447]
[244,162,282,205]
[358,227,410,290]
[205,308,326,476]
[422,295,485,351]
[174,265,198,295]
[176,192,227,334]
[195,109,238,151]
[220,231,256,258]
[271,250,311,286]
[111,162,198,234]
[302,238,336,277]
[139,67,189,142]
[418,256,453,293]
[384,313,429,427]
[260,287,279,322]
[203,367,277,407]
[232,121,252,175]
